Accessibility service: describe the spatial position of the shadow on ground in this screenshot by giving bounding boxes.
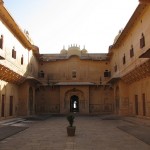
[118,125,150,145]
[0,126,28,141]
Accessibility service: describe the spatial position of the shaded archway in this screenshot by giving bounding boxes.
[70,95,79,112]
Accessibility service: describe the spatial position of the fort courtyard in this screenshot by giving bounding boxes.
[0,0,150,149]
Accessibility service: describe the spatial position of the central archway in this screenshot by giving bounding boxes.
[70,95,79,112]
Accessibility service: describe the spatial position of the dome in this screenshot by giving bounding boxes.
[60,49,67,54]
[81,49,87,54]
[81,45,88,54]
[113,29,122,44]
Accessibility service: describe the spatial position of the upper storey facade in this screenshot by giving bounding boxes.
[37,45,110,86]
[108,3,150,84]
[0,0,39,84]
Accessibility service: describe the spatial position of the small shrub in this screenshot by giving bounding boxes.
[67,114,75,127]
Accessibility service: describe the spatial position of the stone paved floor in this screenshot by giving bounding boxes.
[0,116,150,150]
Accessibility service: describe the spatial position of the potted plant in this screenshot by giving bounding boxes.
[67,114,76,136]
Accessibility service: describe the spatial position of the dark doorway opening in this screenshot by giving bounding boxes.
[142,93,146,116]
[29,87,34,115]
[1,95,5,117]
[9,96,13,116]
[135,95,138,115]
[70,95,79,112]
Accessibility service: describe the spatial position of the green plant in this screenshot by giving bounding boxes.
[67,114,75,127]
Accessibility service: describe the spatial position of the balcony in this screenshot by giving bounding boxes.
[121,59,150,84]
[139,48,150,58]
[0,64,25,84]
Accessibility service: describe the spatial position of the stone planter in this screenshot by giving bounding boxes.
[67,126,76,136]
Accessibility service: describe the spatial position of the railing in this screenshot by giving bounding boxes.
[107,57,150,84]
[119,58,149,78]
[89,104,113,113]
[36,104,60,113]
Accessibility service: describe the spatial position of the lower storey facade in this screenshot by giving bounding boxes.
[0,77,150,120]
[35,85,114,115]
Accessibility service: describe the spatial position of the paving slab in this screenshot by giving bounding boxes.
[0,116,149,150]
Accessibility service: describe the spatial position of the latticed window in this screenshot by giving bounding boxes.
[140,33,145,48]
[104,70,111,77]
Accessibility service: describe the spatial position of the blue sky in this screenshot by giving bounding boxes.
[4,0,139,54]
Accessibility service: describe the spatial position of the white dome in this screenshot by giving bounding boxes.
[113,29,122,44]
[60,49,67,54]
[81,49,87,54]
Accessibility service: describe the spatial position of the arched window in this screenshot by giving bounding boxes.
[12,47,16,59]
[21,55,23,65]
[0,35,4,49]
[130,45,134,57]
[72,70,76,78]
[140,33,145,48]
[114,64,117,72]
[123,54,126,64]
[39,70,44,78]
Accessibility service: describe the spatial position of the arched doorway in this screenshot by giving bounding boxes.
[70,95,79,112]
